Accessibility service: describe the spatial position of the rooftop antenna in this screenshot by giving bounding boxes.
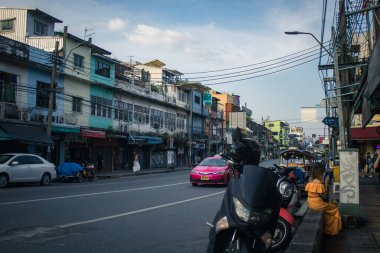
[84,26,95,40]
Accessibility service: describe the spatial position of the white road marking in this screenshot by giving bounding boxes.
[0,182,189,206]
[57,191,225,228]
[0,191,225,240]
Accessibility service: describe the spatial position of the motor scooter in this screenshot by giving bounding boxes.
[270,164,300,251]
[207,128,284,252]
[207,165,282,252]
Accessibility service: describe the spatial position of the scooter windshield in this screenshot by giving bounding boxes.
[237,165,280,208]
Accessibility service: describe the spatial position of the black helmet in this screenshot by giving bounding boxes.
[230,127,261,165]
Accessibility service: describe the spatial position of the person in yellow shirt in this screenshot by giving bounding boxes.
[305,166,342,236]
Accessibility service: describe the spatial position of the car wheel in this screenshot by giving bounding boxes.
[41,173,51,186]
[0,173,9,188]
[192,183,198,186]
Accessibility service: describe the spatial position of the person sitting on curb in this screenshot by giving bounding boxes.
[305,166,342,236]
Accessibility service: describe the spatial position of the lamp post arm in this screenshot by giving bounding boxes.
[285,31,333,58]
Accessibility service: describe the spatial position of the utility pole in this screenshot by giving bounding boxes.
[46,41,59,160]
[188,91,193,166]
[332,27,346,151]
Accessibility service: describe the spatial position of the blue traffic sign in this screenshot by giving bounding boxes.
[322,117,338,126]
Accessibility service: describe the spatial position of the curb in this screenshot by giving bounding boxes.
[96,167,192,179]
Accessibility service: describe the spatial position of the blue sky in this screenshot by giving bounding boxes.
[3,0,337,138]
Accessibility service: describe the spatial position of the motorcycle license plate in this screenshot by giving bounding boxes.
[201,175,209,180]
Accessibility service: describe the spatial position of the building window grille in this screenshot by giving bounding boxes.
[36,81,55,109]
[72,96,82,113]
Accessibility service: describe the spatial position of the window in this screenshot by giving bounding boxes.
[12,155,29,165]
[72,97,82,113]
[36,81,55,109]
[194,95,200,104]
[177,91,187,103]
[151,109,165,128]
[273,132,278,136]
[269,124,274,127]
[114,101,133,122]
[134,105,149,124]
[95,61,110,78]
[90,95,112,118]
[0,18,15,31]
[177,113,186,130]
[34,20,48,35]
[0,71,17,103]
[28,156,43,164]
[165,112,176,130]
[73,54,84,69]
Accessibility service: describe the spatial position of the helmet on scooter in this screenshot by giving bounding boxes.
[230,127,261,165]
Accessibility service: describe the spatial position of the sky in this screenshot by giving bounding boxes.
[3,0,338,138]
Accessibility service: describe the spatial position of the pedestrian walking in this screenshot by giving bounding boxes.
[366,152,373,177]
[359,153,366,177]
[96,152,103,174]
[133,152,140,174]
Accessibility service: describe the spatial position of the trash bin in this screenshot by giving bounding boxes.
[331,165,340,183]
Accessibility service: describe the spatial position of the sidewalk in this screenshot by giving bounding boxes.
[96,166,192,179]
[323,177,380,253]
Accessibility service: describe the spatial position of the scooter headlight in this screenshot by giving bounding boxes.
[233,197,273,224]
[233,197,250,222]
[279,181,293,200]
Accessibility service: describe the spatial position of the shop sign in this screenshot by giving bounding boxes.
[81,129,106,139]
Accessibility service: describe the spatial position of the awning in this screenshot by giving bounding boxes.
[350,126,380,140]
[0,122,53,145]
[81,129,106,139]
[52,124,80,134]
[0,128,12,141]
[128,135,163,145]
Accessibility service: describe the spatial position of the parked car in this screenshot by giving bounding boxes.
[189,155,231,186]
[0,153,57,188]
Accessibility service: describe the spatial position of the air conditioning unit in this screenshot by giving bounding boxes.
[37,114,47,124]
[56,116,65,124]
[65,113,78,125]
[118,123,128,132]
[20,111,31,121]
[4,103,19,119]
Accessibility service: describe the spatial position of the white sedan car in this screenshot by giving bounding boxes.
[0,153,57,188]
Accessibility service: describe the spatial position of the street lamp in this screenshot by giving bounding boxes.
[284,31,333,58]
[285,29,346,156]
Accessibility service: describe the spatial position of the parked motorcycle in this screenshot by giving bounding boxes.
[270,164,300,251]
[207,128,283,252]
[80,161,96,182]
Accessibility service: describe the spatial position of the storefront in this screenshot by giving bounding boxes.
[350,126,380,154]
[0,121,53,157]
[128,134,165,170]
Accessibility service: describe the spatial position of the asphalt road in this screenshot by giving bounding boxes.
[0,159,278,253]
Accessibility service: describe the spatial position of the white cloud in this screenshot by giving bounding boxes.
[127,24,191,49]
[108,18,126,31]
